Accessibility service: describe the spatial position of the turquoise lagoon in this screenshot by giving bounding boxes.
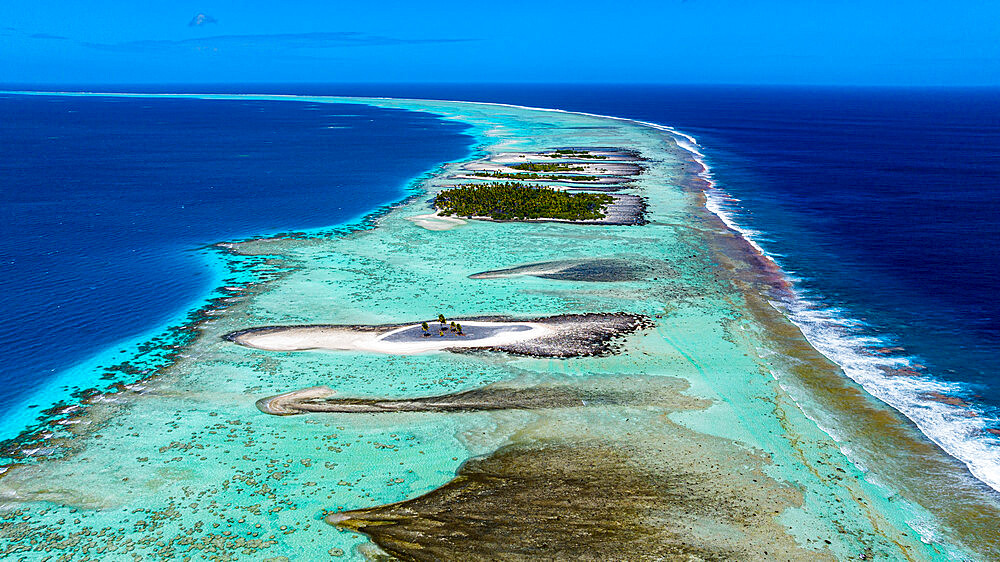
[0,94,996,560]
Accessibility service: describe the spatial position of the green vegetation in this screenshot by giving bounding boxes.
[510,162,586,172]
[435,183,614,221]
[471,171,601,182]
[543,149,607,159]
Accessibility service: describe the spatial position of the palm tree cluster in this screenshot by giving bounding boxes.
[423,315,464,337]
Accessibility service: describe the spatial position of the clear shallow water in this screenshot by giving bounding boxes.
[0,94,473,419]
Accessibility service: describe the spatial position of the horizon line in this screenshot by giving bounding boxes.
[3,81,1000,90]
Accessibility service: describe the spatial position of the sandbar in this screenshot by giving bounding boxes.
[226,313,652,358]
[405,211,467,231]
[227,320,549,355]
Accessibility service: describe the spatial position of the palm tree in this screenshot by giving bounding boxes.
[456,323,463,336]
[421,321,430,336]
[438,313,447,325]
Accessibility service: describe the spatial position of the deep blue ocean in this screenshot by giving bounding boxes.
[0,93,473,415]
[2,85,999,484]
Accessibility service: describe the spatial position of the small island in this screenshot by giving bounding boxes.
[434,182,614,221]
[470,171,602,182]
[225,312,652,358]
[509,162,587,172]
[541,148,608,159]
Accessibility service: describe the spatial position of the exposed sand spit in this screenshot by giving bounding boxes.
[226,313,652,358]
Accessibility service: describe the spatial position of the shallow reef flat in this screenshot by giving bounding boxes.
[257,374,690,416]
[469,257,669,282]
[0,93,997,561]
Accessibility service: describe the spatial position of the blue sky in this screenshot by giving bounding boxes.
[2,0,998,85]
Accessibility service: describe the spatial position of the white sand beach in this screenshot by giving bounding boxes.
[230,320,552,355]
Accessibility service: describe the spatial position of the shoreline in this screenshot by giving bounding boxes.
[0,103,476,449]
[0,94,992,556]
[0,246,228,443]
[0,133,470,463]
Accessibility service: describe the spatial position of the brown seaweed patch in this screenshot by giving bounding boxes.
[329,442,808,561]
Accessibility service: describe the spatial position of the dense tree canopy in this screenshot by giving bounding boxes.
[435,183,613,221]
